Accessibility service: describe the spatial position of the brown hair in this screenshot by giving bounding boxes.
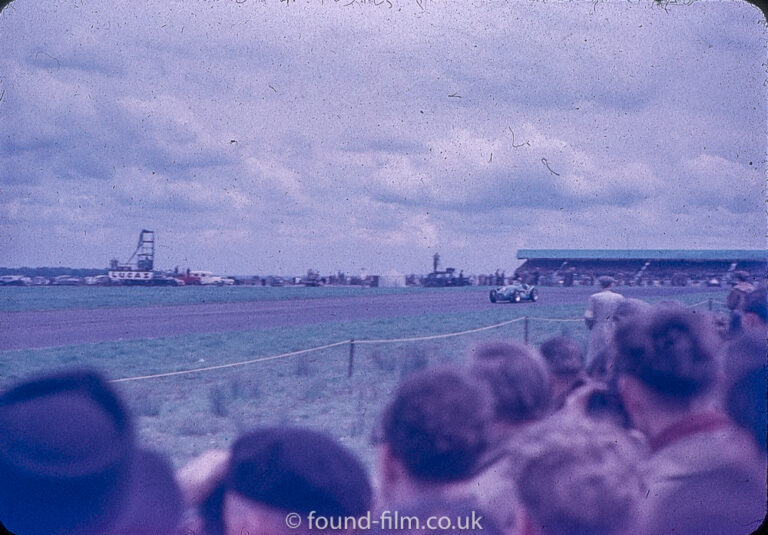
[382,367,492,482]
[614,304,718,402]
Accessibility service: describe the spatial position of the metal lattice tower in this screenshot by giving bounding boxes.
[127,230,155,271]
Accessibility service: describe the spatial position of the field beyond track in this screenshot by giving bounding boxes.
[0,285,729,467]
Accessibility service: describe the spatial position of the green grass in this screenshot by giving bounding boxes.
[0,288,728,469]
[0,285,480,312]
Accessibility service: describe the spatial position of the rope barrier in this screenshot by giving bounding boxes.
[110,340,350,383]
[525,317,584,323]
[355,317,527,344]
[109,317,533,383]
[685,299,727,309]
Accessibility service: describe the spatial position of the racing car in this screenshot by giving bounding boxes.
[489,281,539,303]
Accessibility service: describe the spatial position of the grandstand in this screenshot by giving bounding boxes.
[514,250,767,287]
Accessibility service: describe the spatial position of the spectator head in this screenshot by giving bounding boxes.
[614,305,720,439]
[518,423,643,535]
[539,337,586,411]
[110,449,184,535]
[598,276,615,289]
[472,340,532,362]
[733,270,750,282]
[539,337,584,377]
[0,369,181,535]
[724,331,767,384]
[203,427,372,535]
[587,298,652,382]
[613,298,651,327]
[742,286,768,328]
[378,367,492,500]
[615,304,718,406]
[471,342,551,426]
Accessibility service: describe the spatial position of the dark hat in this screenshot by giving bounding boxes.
[0,369,181,535]
[226,427,372,517]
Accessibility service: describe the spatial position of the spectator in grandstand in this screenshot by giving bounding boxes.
[0,369,182,535]
[613,304,764,530]
[516,420,644,535]
[375,367,493,508]
[538,336,587,411]
[584,276,624,375]
[726,270,756,335]
[193,427,372,535]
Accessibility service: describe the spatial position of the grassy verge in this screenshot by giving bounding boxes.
[0,285,482,312]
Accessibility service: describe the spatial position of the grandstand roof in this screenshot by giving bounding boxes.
[516,249,767,261]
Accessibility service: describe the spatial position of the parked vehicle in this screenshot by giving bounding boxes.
[423,268,471,287]
[188,271,234,285]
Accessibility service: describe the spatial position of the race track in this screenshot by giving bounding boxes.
[0,286,725,351]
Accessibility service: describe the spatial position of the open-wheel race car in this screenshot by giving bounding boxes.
[489,281,539,303]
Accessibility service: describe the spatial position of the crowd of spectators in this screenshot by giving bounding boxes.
[0,290,765,534]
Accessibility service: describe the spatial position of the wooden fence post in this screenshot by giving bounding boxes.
[347,339,355,377]
[524,316,529,344]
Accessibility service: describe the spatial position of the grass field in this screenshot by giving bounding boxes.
[0,285,457,312]
[0,287,729,469]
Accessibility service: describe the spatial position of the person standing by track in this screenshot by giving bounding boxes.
[584,276,624,376]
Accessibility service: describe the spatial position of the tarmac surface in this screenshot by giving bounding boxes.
[0,286,724,351]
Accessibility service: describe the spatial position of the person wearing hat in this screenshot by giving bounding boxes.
[0,369,182,535]
[187,426,372,535]
[584,276,624,375]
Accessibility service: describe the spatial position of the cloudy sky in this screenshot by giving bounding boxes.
[1,0,765,276]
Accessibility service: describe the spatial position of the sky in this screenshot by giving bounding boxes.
[0,0,766,276]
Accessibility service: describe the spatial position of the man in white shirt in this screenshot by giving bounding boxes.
[584,276,624,374]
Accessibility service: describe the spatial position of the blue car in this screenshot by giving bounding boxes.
[489,281,539,303]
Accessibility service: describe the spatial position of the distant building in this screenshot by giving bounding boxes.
[515,249,767,287]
